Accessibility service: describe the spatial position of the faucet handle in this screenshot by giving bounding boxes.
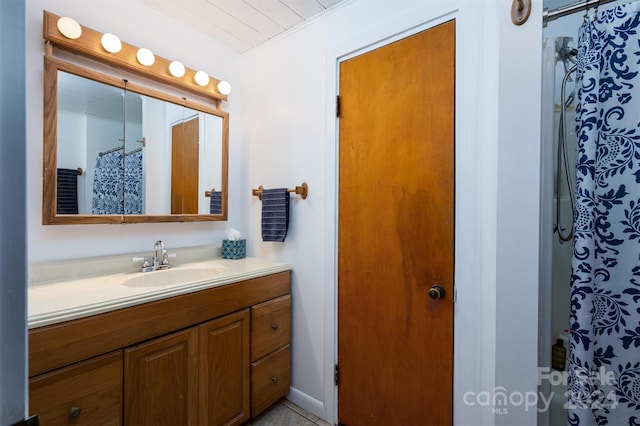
[132,256,151,269]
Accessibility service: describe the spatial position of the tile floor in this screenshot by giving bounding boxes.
[250,399,331,426]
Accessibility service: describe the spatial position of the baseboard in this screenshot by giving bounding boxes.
[287,386,327,421]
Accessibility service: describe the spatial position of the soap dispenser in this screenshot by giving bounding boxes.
[551,338,567,371]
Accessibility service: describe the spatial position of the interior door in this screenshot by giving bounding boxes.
[171,117,199,214]
[337,20,455,425]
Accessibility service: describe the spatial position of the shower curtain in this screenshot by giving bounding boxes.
[92,149,123,214]
[124,150,143,214]
[570,3,640,425]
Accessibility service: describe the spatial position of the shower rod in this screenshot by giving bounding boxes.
[544,0,619,26]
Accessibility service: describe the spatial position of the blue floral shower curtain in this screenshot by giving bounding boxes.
[124,150,143,214]
[570,3,640,425]
[92,149,123,214]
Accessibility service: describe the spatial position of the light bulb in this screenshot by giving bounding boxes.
[101,33,122,53]
[217,80,231,95]
[194,70,209,87]
[168,61,186,78]
[136,48,155,66]
[57,17,82,39]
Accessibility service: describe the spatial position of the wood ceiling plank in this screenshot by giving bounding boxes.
[317,0,342,7]
[206,0,285,39]
[280,0,324,20]
[139,0,253,52]
[243,0,303,29]
[179,0,269,47]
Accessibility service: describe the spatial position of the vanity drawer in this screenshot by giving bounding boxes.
[251,294,290,361]
[251,345,291,417]
[29,350,123,425]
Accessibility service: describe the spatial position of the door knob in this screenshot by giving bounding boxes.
[428,285,446,300]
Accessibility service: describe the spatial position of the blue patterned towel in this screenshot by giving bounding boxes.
[56,168,78,214]
[261,188,289,242]
[209,191,222,214]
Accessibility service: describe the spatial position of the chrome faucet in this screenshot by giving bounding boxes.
[132,240,172,272]
[153,240,170,270]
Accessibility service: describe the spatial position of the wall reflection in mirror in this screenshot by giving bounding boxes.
[56,71,224,217]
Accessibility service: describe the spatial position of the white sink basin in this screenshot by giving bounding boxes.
[118,266,225,288]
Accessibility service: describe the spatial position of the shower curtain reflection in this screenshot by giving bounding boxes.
[91,147,144,215]
[92,147,123,215]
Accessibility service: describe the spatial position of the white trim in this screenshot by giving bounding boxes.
[287,387,326,420]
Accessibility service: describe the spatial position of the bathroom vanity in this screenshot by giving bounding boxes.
[27,254,291,425]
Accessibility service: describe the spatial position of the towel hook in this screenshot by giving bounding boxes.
[511,0,531,26]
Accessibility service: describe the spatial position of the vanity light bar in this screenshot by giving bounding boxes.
[42,10,228,103]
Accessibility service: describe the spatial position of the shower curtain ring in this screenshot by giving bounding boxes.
[583,0,590,22]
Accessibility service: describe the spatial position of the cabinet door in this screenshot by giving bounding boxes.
[29,351,122,425]
[199,309,250,426]
[124,327,198,426]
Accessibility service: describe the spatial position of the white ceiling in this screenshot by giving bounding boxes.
[138,0,347,54]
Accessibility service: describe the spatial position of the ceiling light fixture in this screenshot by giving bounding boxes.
[168,61,186,78]
[194,70,209,87]
[136,48,155,66]
[101,33,122,53]
[57,17,82,39]
[217,80,232,95]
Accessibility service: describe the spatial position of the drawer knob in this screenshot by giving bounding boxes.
[271,376,279,383]
[271,324,279,331]
[69,406,82,419]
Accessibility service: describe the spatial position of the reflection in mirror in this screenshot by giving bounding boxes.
[167,105,223,215]
[52,65,226,221]
[57,71,126,215]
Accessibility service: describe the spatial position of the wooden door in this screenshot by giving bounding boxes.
[171,117,199,214]
[199,309,250,426]
[337,21,455,425]
[124,327,198,425]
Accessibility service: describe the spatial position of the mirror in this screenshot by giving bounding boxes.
[43,57,228,224]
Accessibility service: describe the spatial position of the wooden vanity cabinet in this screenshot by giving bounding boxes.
[29,351,123,425]
[199,309,250,426]
[250,294,291,417]
[124,309,250,426]
[124,327,199,425]
[28,271,290,426]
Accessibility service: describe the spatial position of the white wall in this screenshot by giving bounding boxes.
[25,0,244,263]
[241,0,542,424]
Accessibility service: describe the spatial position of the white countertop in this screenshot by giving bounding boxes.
[29,254,291,329]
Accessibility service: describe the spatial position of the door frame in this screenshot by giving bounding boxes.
[319,3,507,424]
[324,8,462,425]
[336,20,456,424]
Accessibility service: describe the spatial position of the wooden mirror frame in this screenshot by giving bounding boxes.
[42,11,229,225]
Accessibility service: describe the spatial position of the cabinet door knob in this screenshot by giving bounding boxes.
[271,324,279,331]
[271,376,279,383]
[69,406,82,419]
